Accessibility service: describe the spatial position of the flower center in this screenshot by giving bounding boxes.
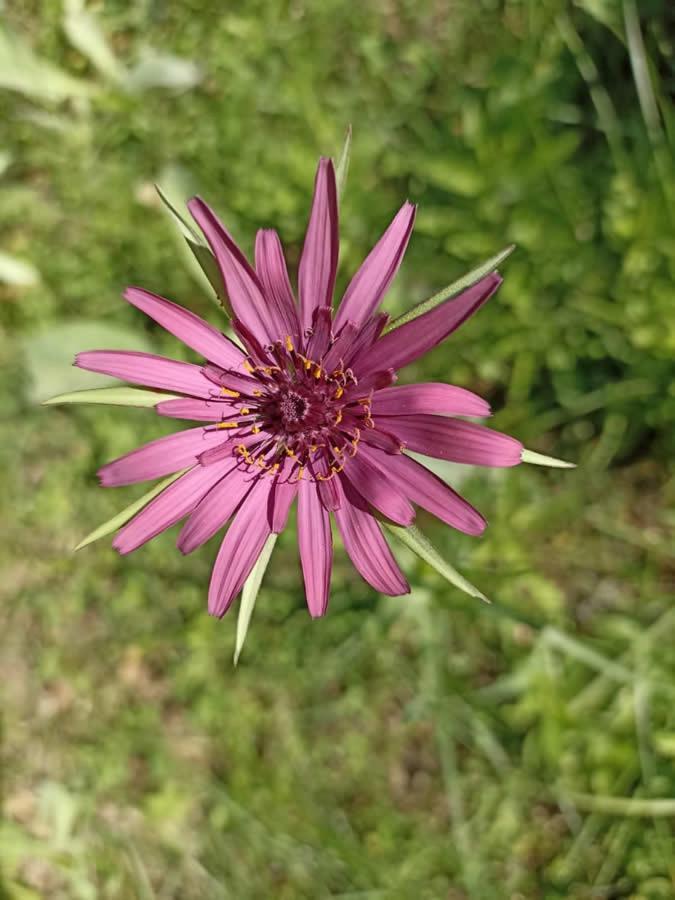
[278,391,309,427]
[203,330,395,483]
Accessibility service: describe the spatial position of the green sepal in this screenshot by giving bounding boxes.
[74,469,189,551]
[382,521,488,603]
[43,386,179,408]
[521,448,576,468]
[334,125,352,201]
[234,534,278,666]
[155,184,230,313]
[384,244,515,334]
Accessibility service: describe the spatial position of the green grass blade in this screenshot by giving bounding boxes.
[234,534,278,666]
[42,386,178,408]
[521,448,576,468]
[74,469,189,551]
[383,522,488,603]
[383,244,515,334]
[335,125,352,201]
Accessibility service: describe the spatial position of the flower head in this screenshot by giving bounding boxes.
[75,157,522,618]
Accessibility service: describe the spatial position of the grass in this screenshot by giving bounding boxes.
[1,1,674,897]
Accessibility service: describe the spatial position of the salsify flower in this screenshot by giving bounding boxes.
[74,157,523,618]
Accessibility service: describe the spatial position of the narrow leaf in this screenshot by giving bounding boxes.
[74,469,189,551]
[43,386,179,408]
[384,244,515,334]
[335,125,352,201]
[62,0,126,85]
[234,534,278,665]
[521,448,576,468]
[0,24,93,101]
[383,521,488,603]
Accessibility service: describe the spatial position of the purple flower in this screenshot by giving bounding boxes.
[75,157,522,618]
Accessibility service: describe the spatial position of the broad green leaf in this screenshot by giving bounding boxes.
[155,178,227,309]
[383,522,488,603]
[335,125,352,201]
[383,244,515,334]
[0,251,40,286]
[0,24,93,102]
[43,386,178,408]
[521,448,576,468]
[22,321,154,403]
[234,534,278,666]
[74,469,189,551]
[127,48,202,92]
[62,0,126,85]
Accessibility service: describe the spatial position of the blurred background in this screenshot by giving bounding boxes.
[1,1,674,897]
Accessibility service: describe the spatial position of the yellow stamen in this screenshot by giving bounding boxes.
[253,389,263,397]
[217,421,239,429]
[251,425,261,434]
[304,358,312,370]
[244,360,254,373]
[221,387,240,398]
[314,366,322,379]
[285,335,294,351]
[335,386,344,399]
[334,410,343,424]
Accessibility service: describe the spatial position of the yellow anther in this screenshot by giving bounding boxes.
[251,425,261,434]
[221,387,240,398]
[334,410,343,424]
[244,360,255,373]
[239,407,250,415]
[285,335,294,351]
[286,448,296,457]
[314,366,322,379]
[309,444,318,452]
[298,466,305,480]
[332,446,342,456]
[335,386,344,399]
[217,421,239,429]
[253,389,263,397]
[304,358,312,370]
[330,463,344,475]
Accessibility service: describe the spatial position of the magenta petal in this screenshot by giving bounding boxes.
[334,201,416,331]
[322,322,358,372]
[376,415,523,467]
[342,447,415,526]
[334,479,410,596]
[354,272,503,374]
[123,287,244,369]
[156,397,236,422]
[298,157,338,334]
[297,479,332,618]
[359,426,404,454]
[305,307,333,360]
[113,463,228,554]
[267,464,298,532]
[177,463,255,554]
[98,426,226,487]
[254,229,301,342]
[188,197,277,346]
[75,350,213,398]
[342,313,388,367]
[208,477,273,617]
[371,383,491,418]
[384,453,486,535]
